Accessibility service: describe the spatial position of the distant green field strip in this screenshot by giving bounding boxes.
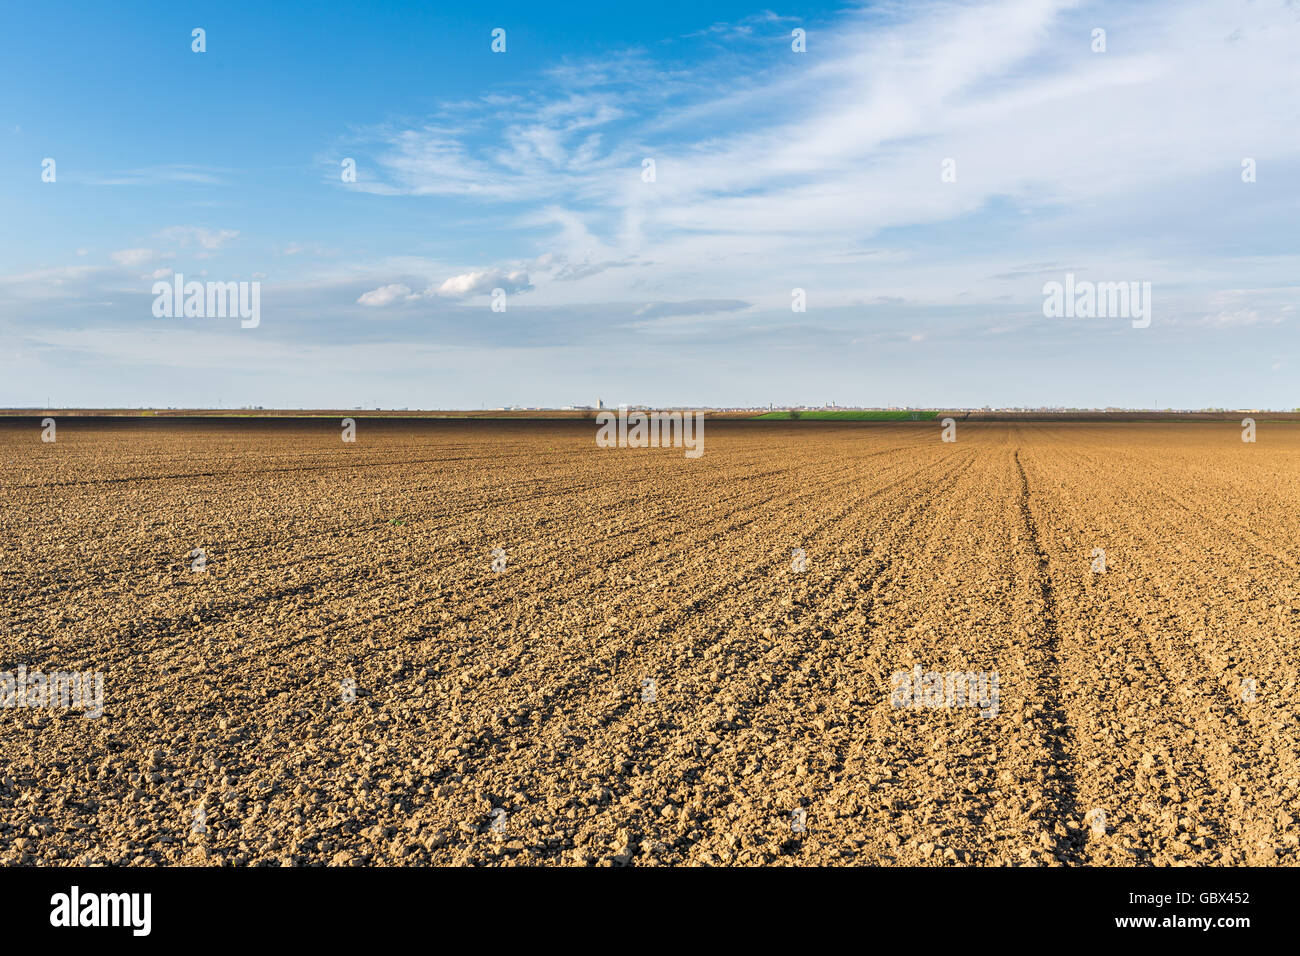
[753,410,941,421]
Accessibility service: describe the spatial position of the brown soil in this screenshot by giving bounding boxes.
[1,418,1296,866]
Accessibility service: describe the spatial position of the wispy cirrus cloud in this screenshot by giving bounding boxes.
[336,0,1300,317]
[77,165,230,186]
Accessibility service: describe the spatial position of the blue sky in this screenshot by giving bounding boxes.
[3,0,1299,408]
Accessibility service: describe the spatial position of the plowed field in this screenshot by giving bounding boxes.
[2,418,1297,866]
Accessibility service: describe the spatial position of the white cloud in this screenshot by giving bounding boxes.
[160,226,240,250]
[357,283,414,306]
[110,248,157,267]
[437,269,532,297]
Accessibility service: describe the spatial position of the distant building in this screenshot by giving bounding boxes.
[597,397,604,410]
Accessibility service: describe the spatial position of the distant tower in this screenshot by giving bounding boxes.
[597,397,604,410]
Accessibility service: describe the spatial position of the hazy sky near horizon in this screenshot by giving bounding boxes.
[2,0,1299,409]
